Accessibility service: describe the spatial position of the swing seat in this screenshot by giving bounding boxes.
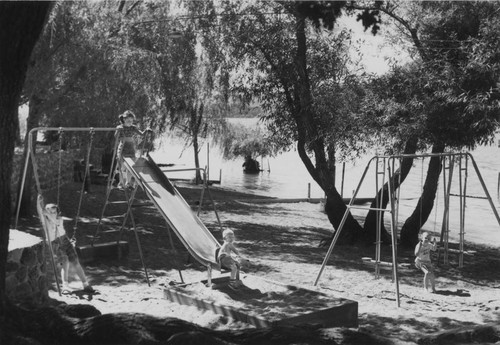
[77,241,129,264]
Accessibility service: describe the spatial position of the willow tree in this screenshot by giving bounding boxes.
[355,1,500,247]
[17,2,143,216]
[215,1,382,243]
[101,1,232,183]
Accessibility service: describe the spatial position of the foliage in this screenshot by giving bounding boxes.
[219,122,278,160]
[218,1,368,159]
[23,1,156,142]
[359,1,500,153]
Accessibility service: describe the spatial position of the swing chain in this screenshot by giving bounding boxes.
[57,128,64,207]
[72,128,95,243]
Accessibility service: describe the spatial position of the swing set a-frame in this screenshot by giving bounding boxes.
[314,152,500,307]
[15,126,223,295]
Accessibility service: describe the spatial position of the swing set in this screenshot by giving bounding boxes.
[15,126,151,295]
[15,126,225,295]
[314,152,500,307]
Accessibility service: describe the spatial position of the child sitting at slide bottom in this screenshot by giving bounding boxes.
[218,229,244,290]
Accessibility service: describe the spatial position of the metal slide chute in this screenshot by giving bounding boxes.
[122,154,221,269]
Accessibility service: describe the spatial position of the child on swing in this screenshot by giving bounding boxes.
[43,203,94,294]
[116,110,152,189]
[218,229,246,290]
[414,231,438,293]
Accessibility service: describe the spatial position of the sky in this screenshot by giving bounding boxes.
[337,14,411,76]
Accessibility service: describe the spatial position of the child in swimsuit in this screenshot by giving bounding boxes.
[218,229,245,289]
[414,231,438,293]
[116,110,151,188]
[44,203,94,294]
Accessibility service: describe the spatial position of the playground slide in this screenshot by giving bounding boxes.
[122,155,221,269]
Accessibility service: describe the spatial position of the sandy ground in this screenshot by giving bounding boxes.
[19,181,500,344]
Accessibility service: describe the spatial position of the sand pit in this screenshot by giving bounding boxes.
[164,274,358,328]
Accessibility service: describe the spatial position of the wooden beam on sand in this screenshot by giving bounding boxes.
[234,197,373,205]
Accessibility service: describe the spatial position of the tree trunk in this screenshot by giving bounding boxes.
[291,11,363,245]
[16,94,42,218]
[362,137,418,244]
[400,143,445,248]
[193,133,202,184]
[0,0,51,337]
[293,10,363,245]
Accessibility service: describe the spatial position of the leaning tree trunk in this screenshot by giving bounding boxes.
[0,0,51,336]
[400,143,445,248]
[16,94,43,218]
[293,12,363,245]
[362,137,418,245]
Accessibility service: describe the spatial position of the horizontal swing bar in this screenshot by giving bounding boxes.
[30,127,118,133]
[448,193,487,200]
[347,205,393,212]
[383,152,470,160]
[160,167,207,174]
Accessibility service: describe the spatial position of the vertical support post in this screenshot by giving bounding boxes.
[124,184,150,286]
[394,158,403,236]
[197,168,207,216]
[458,154,468,268]
[93,129,120,244]
[341,162,345,198]
[387,158,400,307]
[314,209,351,286]
[207,265,213,288]
[207,143,210,182]
[165,223,184,284]
[15,128,35,229]
[37,194,62,297]
[374,157,386,278]
[468,153,500,227]
[205,175,224,232]
[497,172,500,201]
[307,183,311,200]
[441,155,454,265]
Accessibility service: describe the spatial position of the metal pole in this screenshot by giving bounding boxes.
[207,143,210,182]
[458,155,464,268]
[37,195,63,296]
[387,159,400,307]
[461,155,469,267]
[467,153,500,227]
[314,209,351,286]
[314,157,377,286]
[125,184,150,286]
[92,129,120,244]
[197,167,207,216]
[374,157,382,278]
[15,129,34,229]
[497,172,500,201]
[341,162,345,198]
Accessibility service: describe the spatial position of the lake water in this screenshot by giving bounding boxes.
[151,119,500,248]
